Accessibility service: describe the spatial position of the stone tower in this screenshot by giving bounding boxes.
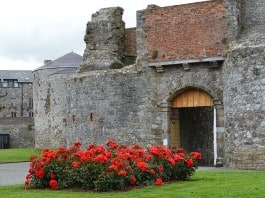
[79,7,125,72]
[223,0,265,169]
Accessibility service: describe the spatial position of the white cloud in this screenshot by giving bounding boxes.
[0,57,40,70]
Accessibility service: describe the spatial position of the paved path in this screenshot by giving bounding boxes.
[0,162,29,186]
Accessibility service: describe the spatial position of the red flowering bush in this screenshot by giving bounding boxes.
[25,140,201,191]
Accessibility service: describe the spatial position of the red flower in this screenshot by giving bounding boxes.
[173,154,184,162]
[132,144,142,149]
[144,154,153,162]
[49,179,58,190]
[130,175,137,185]
[167,157,176,166]
[71,161,80,168]
[105,152,112,159]
[155,178,163,186]
[35,169,45,178]
[137,149,145,157]
[149,169,155,175]
[157,165,163,173]
[24,179,29,187]
[95,154,108,163]
[74,141,82,148]
[106,140,118,149]
[185,159,194,167]
[25,173,32,180]
[118,170,127,176]
[176,148,185,153]
[149,146,159,156]
[162,147,172,157]
[137,161,148,172]
[190,152,202,160]
[50,173,56,179]
[47,151,57,159]
[108,164,118,171]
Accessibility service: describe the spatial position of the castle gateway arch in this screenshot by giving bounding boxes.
[169,88,216,166]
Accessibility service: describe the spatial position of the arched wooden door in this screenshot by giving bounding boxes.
[172,88,213,108]
[170,88,215,166]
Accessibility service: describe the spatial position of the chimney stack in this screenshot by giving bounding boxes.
[44,60,52,65]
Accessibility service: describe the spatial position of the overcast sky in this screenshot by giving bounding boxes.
[0,0,206,71]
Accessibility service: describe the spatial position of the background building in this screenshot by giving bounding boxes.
[0,70,34,148]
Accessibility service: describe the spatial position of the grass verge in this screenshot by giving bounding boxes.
[0,148,41,163]
[1,171,265,197]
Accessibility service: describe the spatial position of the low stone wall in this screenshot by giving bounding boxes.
[0,117,34,148]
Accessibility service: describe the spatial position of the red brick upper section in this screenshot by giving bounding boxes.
[143,0,229,62]
[124,28,136,55]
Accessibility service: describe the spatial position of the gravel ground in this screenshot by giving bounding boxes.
[0,162,30,186]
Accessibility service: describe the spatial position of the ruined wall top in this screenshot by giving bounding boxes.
[79,7,125,72]
[91,7,123,22]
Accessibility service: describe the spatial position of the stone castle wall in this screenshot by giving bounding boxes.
[33,68,75,148]
[222,0,265,169]
[223,45,265,169]
[66,68,157,147]
[33,0,265,169]
[65,62,224,151]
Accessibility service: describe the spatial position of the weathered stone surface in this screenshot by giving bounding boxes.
[221,0,265,169]
[0,118,34,148]
[64,62,224,157]
[33,68,77,148]
[79,7,125,72]
[0,70,34,148]
[223,45,265,169]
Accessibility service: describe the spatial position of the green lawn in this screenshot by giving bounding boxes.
[0,148,41,163]
[1,171,265,197]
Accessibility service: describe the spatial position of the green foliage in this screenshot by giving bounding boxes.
[25,141,201,192]
[27,125,33,131]
[151,50,158,59]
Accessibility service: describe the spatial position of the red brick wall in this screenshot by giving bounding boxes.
[143,0,229,62]
[124,28,136,55]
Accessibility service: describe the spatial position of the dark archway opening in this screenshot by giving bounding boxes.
[178,106,214,166]
[169,88,215,166]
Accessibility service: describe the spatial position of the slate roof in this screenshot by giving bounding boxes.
[0,70,33,83]
[34,52,82,71]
